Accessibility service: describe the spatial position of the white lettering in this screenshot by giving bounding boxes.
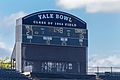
[64,16,69,21]
[38,14,54,20]
[54,22,63,26]
[43,14,46,19]
[48,22,53,25]
[60,15,64,19]
[38,13,72,23]
[33,21,46,25]
[69,18,72,22]
[56,14,72,22]
[50,14,54,18]
[38,15,42,19]
[56,14,59,19]
[65,23,76,27]
[46,14,49,18]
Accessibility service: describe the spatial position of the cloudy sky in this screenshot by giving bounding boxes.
[0,0,120,67]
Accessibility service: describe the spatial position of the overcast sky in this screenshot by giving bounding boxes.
[0,0,120,67]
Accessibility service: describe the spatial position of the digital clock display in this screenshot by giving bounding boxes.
[22,25,88,47]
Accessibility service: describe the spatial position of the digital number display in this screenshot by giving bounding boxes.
[22,25,88,47]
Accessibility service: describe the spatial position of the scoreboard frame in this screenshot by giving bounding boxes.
[12,10,88,75]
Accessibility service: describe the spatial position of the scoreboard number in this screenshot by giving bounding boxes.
[25,25,33,35]
[54,27,63,34]
[79,34,84,39]
[25,25,33,39]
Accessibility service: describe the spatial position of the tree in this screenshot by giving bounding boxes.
[0,56,11,69]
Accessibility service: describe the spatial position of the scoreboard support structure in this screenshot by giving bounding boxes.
[11,10,88,76]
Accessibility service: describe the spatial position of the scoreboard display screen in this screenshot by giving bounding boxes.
[22,25,88,47]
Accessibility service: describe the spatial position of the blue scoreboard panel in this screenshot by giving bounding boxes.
[22,25,88,47]
[19,10,88,74]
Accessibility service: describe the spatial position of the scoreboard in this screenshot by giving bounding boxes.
[14,10,88,75]
[22,25,88,47]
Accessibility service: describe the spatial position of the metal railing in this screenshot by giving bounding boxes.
[88,67,120,75]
